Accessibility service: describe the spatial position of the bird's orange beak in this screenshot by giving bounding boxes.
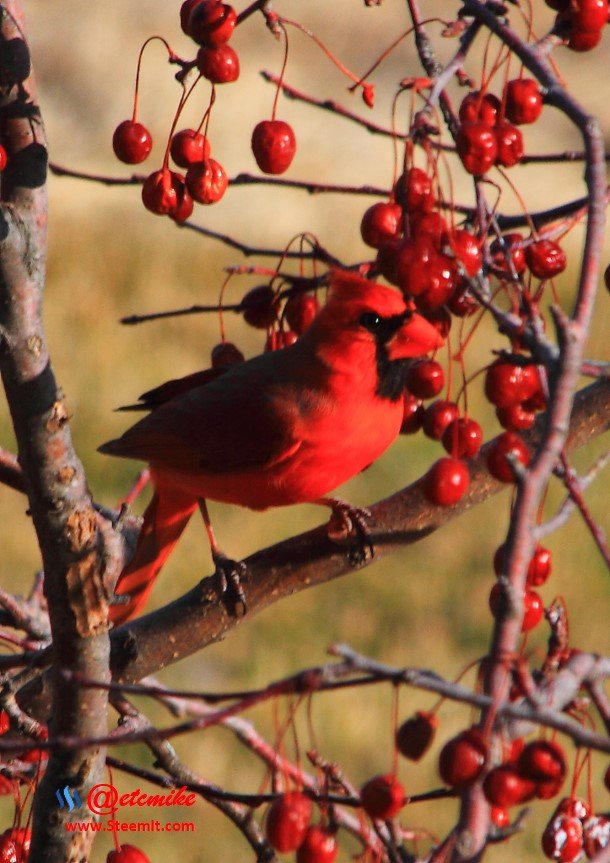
[387,313,445,359]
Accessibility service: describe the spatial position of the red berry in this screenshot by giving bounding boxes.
[565,25,603,51]
[141,169,178,216]
[0,837,17,863]
[527,546,552,586]
[188,1,237,46]
[458,91,501,126]
[170,128,210,168]
[168,174,194,223]
[181,0,202,34]
[447,282,479,317]
[487,431,531,482]
[456,122,498,175]
[185,158,228,204]
[396,711,438,761]
[490,233,526,275]
[284,293,320,334]
[583,815,610,857]
[537,777,566,800]
[505,78,543,125]
[360,202,402,249]
[496,403,536,431]
[296,827,338,863]
[412,254,458,311]
[525,239,567,279]
[211,341,244,368]
[406,359,444,399]
[522,590,544,631]
[441,417,483,458]
[241,285,279,328]
[251,120,297,175]
[0,145,7,172]
[486,360,540,408]
[0,712,8,735]
[449,229,482,277]
[107,845,151,863]
[2,830,30,861]
[484,765,537,807]
[360,774,404,819]
[494,122,524,167]
[520,740,566,782]
[112,120,152,164]
[555,797,592,822]
[423,400,460,440]
[400,392,425,434]
[411,211,449,247]
[425,457,470,506]
[567,0,609,31]
[394,167,435,212]
[265,791,312,852]
[438,729,487,788]
[196,44,240,84]
[542,815,584,862]
[490,805,510,828]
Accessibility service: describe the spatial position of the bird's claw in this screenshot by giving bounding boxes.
[326,501,375,565]
[213,553,248,616]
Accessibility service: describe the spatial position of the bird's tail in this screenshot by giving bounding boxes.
[110,486,197,625]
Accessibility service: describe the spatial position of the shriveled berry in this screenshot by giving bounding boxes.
[241,285,279,329]
[495,122,524,167]
[394,167,435,212]
[406,360,444,400]
[490,233,526,275]
[185,158,228,204]
[360,774,404,819]
[439,728,487,788]
[542,815,583,862]
[456,122,498,174]
[487,431,531,482]
[555,796,592,822]
[284,293,320,334]
[525,239,567,279]
[400,392,425,434]
[265,791,312,852]
[113,120,152,164]
[188,0,236,46]
[107,845,151,863]
[583,815,610,857]
[196,44,240,83]
[459,91,502,126]
[251,120,296,175]
[360,202,402,249]
[141,169,178,216]
[396,711,438,761]
[296,826,338,863]
[520,740,566,782]
[484,765,536,807]
[170,128,210,168]
[168,174,194,223]
[505,78,543,125]
[442,418,483,458]
[423,400,459,440]
[425,458,470,506]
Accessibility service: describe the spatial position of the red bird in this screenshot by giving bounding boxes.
[100,271,443,624]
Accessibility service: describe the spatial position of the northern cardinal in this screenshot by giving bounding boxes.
[100,270,443,624]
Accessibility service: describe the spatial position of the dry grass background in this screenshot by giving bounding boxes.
[0,1,608,860]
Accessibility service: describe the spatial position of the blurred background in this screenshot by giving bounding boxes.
[0,1,608,860]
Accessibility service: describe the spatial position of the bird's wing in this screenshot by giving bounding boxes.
[99,355,310,474]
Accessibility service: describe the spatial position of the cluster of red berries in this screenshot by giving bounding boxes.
[548,0,610,51]
[265,792,337,863]
[543,798,610,861]
[456,78,542,175]
[112,0,298,219]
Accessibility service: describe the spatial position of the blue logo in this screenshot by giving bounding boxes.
[55,786,82,811]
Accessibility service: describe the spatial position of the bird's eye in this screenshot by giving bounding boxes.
[360,312,383,332]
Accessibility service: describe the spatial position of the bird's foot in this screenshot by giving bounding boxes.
[325,498,375,565]
[213,553,248,616]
